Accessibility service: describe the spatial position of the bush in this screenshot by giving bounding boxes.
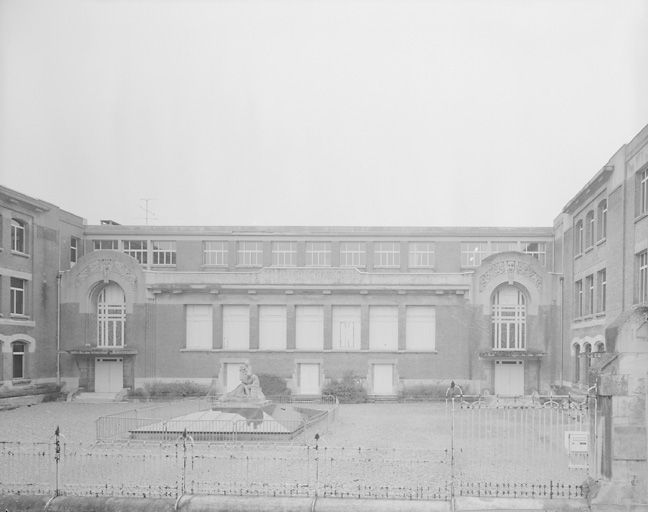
[0,383,62,400]
[398,384,448,401]
[128,381,209,399]
[257,373,291,397]
[322,372,367,403]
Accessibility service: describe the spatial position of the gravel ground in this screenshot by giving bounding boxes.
[0,400,449,447]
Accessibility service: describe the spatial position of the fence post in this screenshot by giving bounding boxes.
[314,433,320,497]
[54,426,61,496]
[450,398,456,512]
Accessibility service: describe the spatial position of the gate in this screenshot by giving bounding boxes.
[449,395,593,498]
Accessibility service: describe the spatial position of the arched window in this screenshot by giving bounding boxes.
[597,199,607,241]
[97,283,126,347]
[492,285,526,350]
[12,342,26,379]
[573,343,581,383]
[582,343,592,385]
[574,220,583,255]
[585,211,594,248]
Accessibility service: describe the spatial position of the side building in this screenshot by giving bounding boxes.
[59,226,558,398]
[0,186,85,387]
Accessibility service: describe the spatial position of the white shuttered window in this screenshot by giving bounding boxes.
[369,306,398,351]
[185,305,213,350]
[405,306,436,351]
[296,306,324,350]
[223,306,250,350]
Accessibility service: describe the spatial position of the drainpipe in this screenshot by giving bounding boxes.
[56,271,62,387]
[559,276,565,386]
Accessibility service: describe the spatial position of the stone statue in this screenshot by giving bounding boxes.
[221,364,265,401]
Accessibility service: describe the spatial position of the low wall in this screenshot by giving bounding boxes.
[0,494,594,512]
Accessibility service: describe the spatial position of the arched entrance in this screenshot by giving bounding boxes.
[491,285,527,396]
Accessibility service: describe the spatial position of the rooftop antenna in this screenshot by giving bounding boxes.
[140,198,157,225]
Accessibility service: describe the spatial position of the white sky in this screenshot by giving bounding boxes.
[1,0,647,227]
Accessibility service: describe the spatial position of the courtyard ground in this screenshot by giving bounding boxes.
[0,399,448,448]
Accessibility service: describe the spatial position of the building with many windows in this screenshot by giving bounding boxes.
[1,123,647,403]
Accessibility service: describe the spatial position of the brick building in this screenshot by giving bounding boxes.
[1,123,646,405]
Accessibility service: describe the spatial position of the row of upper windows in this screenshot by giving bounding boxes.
[1,215,82,268]
[90,239,548,269]
[574,268,606,318]
[574,199,607,257]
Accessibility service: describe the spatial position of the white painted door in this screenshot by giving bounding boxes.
[299,364,320,395]
[494,360,524,396]
[372,364,394,395]
[95,358,123,393]
[369,306,398,351]
[225,363,245,392]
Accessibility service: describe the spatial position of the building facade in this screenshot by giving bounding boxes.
[0,187,84,386]
[2,123,646,406]
[59,227,556,398]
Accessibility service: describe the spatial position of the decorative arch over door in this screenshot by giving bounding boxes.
[491,285,527,350]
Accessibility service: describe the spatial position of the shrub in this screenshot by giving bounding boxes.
[398,384,448,401]
[257,373,291,397]
[128,381,209,399]
[322,372,367,403]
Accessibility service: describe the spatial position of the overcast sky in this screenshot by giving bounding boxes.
[1,0,647,227]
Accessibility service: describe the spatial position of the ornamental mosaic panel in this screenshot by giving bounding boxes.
[479,259,543,292]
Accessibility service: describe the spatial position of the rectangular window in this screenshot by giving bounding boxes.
[10,277,25,316]
[340,242,366,268]
[586,274,594,315]
[203,241,228,266]
[272,241,297,267]
[123,240,148,264]
[11,219,26,254]
[491,241,518,253]
[152,241,176,266]
[259,305,287,350]
[305,242,331,266]
[461,242,489,267]
[369,306,398,351]
[408,242,435,268]
[222,305,250,350]
[597,269,606,313]
[374,241,400,268]
[575,280,583,317]
[295,306,324,350]
[520,242,546,266]
[93,240,119,251]
[597,200,607,241]
[639,251,648,304]
[237,241,263,266]
[640,169,648,216]
[185,305,213,350]
[332,306,361,350]
[405,306,436,351]
[70,236,79,264]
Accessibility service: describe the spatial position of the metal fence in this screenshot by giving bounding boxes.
[96,396,338,442]
[0,396,591,502]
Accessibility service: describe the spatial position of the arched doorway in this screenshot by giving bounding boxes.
[491,285,527,396]
[95,282,125,393]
